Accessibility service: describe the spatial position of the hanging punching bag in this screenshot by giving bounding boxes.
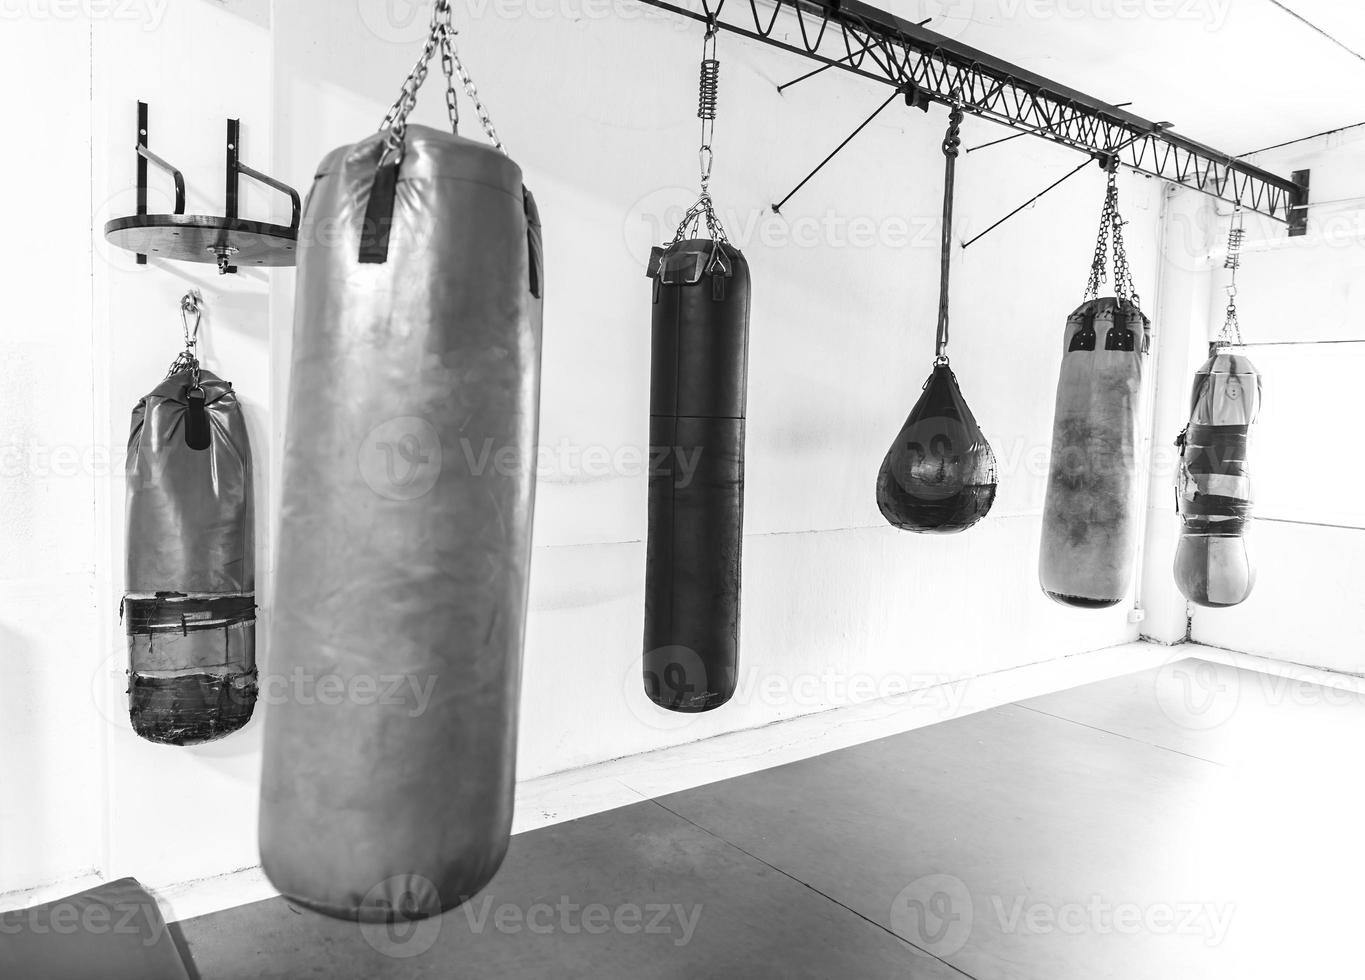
[643,25,749,712]
[644,237,749,711]
[878,364,996,532]
[877,107,997,534]
[1040,169,1151,608]
[123,295,255,745]
[1174,347,1261,606]
[259,7,542,923]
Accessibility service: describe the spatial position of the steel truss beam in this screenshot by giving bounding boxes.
[637,0,1308,230]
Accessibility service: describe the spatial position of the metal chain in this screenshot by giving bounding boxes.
[378,0,505,157]
[442,26,504,151]
[1084,164,1140,310]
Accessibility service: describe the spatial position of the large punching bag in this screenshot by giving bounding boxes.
[123,293,256,745]
[260,9,542,922]
[877,106,997,534]
[644,236,749,711]
[642,25,750,713]
[1040,167,1151,608]
[1174,294,1261,607]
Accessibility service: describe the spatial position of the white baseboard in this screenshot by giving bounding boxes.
[7,639,1301,924]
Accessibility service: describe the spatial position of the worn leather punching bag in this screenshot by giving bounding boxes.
[1040,169,1151,608]
[644,237,750,712]
[260,12,542,923]
[124,345,256,745]
[1175,349,1261,607]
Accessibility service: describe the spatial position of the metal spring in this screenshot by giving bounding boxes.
[698,58,720,120]
[1224,226,1246,270]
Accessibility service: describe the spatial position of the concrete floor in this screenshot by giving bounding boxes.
[176,658,1365,978]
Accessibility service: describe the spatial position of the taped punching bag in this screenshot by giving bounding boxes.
[123,292,255,745]
[643,24,749,712]
[877,107,997,534]
[1174,350,1260,606]
[1174,228,1261,608]
[260,7,542,923]
[1040,167,1151,608]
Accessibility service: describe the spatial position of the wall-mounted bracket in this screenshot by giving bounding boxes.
[1288,169,1311,237]
[105,102,301,274]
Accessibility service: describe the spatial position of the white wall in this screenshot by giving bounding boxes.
[0,17,99,898]
[2,0,1163,900]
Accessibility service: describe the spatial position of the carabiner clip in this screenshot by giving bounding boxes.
[180,290,203,350]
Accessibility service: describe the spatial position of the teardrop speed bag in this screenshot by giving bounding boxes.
[1174,351,1261,607]
[644,239,750,712]
[258,118,543,919]
[1040,297,1151,607]
[878,364,997,533]
[124,367,255,744]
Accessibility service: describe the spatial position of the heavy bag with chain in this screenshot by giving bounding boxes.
[643,24,749,712]
[877,107,997,534]
[1174,228,1261,608]
[1174,350,1260,606]
[123,293,256,745]
[260,5,543,922]
[1040,168,1151,608]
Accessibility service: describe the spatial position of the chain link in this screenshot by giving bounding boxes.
[378,0,504,157]
[1084,165,1140,310]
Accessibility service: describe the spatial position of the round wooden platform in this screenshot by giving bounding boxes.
[104,214,298,267]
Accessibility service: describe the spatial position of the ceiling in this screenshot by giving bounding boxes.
[881,0,1365,155]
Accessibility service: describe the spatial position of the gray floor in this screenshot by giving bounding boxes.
[177,658,1365,978]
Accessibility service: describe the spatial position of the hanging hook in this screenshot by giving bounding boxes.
[180,289,203,350]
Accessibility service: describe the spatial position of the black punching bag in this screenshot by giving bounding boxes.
[877,106,996,535]
[260,14,542,923]
[124,353,256,745]
[644,238,750,711]
[878,363,997,533]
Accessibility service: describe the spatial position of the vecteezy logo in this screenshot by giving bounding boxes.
[358,417,443,501]
[624,645,713,733]
[1155,657,1240,731]
[358,875,444,958]
[356,0,432,44]
[889,874,974,959]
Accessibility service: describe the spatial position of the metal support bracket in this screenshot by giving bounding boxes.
[105,102,301,274]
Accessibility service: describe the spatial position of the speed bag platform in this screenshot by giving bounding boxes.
[643,239,750,712]
[259,124,543,923]
[1040,297,1151,608]
[1175,350,1261,607]
[123,368,255,745]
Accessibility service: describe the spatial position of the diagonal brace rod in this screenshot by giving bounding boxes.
[772,90,900,213]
